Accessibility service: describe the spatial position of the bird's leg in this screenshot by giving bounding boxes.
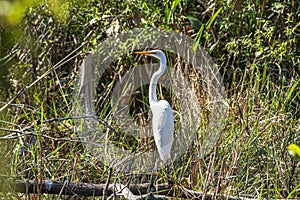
[162,160,175,187]
[124,153,135,173]
[149,150,159,193]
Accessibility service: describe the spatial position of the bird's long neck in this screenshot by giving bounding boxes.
[149,61,166,107]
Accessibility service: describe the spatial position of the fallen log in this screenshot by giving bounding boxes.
[14,179,252,200]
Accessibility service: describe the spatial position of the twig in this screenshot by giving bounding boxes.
[103,167,113,199]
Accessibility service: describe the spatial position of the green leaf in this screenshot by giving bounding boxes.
[166,0,181,23]
[186,15,203,31]
[284,78,300,106]
[288,144,300,160]
[206,6,223,30]
[5,0,41,25]
[170,0,181,12]
[193,24,204,52]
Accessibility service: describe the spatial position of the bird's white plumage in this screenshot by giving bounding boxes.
[135,49,174,163]
[151,100,174,162]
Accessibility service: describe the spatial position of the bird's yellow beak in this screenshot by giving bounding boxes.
[134,51,152,55]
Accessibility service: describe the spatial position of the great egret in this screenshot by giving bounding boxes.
[135,50,174,163]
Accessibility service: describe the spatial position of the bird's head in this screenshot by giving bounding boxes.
[134,49,166,65]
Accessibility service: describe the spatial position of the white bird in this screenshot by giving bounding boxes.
[135,50,174,162]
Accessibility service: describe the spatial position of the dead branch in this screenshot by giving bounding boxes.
[14,179,254,199]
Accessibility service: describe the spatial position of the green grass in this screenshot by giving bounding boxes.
[0,0,299,199]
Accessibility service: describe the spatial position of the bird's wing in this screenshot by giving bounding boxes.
[151,100,174,162]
